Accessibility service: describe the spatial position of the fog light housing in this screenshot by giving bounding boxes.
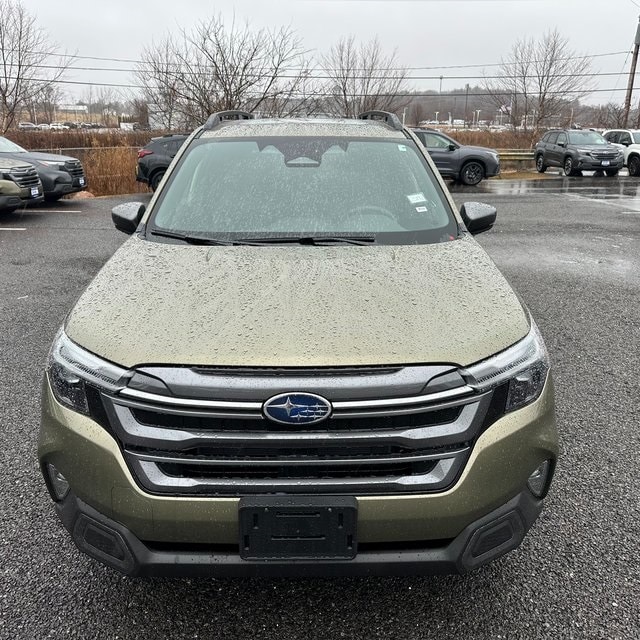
[527,460,552,498]
[47,463,70,501]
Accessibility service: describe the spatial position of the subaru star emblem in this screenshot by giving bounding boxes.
[263,392,332,425]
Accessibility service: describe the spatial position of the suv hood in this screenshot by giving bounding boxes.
[0,157,34,170]
[463,145,497,155]
[0,150,78,163]
[575,144,619,151]
[65,235,530,368]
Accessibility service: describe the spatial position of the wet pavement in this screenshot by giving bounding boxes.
[452,175,640,213]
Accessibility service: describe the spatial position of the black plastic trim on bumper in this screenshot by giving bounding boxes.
[54,489,543,577]
[0,195,22,211]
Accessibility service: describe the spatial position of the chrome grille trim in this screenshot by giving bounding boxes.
[117,385,473,411]
[7,165,40,188]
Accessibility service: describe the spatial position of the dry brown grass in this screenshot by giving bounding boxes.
[78,147,150,197]
[8,129,154,151]
[437,129,540,150]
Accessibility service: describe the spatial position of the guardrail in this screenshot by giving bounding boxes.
[497,149,535,161]
[497,149,535,170]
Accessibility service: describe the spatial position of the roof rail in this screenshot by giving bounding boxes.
[203,110,255,130]
[357,110,403,131]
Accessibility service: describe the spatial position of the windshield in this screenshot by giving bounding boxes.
[567,131,607,145]
[150,136,458,245]
[0,137,26,153]
[633,132,640,144]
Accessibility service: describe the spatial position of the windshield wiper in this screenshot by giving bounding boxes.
[150,229,252,246]
[236,235,376,246]
[150,230,376,246]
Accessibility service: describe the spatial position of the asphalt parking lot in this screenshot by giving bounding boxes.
[1,177,639,639]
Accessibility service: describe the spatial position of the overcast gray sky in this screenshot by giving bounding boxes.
[26,0,640,105]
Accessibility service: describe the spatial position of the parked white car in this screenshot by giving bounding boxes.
[50,122,70,131]
[603,129,640,176]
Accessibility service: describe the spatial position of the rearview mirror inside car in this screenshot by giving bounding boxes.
[112,202,146,234]
[460,202,497,234]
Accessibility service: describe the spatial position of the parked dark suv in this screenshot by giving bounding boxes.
[136,134,188,191]
[534,129,624,177]
[412,128,500,185]
[0,136,87,201]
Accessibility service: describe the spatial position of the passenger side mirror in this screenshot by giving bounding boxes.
[460,202,497,234]
[112,202,146,234]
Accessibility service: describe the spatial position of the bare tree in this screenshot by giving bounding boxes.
[135,16,319,129]
[484,30,593,132]
[0,0,71,132]
[36,84,64,123]
[321,36,410,118]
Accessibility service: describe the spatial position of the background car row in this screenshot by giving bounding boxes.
[0,136,87,212]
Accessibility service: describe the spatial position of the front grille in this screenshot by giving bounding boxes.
[131,405,462,432]
[590,150,618,160]
[97,367,506,497]
[64,159,85,178]
[7,165,40,188]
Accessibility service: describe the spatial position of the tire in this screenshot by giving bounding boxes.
[605,169,619,177]
[460,161,485,186]
[628,155,640,177]
[44,193,63,203]
[563,156,579,177]
[150,171,165,191]
[535,154,547,173]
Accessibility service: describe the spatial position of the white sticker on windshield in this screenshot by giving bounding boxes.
[407,192,427,204]
[398,144,407,151]
[416,206,428,213]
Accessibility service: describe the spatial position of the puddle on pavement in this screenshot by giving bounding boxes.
[451,176,640,210]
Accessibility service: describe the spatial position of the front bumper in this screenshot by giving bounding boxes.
[0,194,22,212]
[576,156,624,171]
[55,487,543,577]
[39,170,87,197]
[39,377,557,576]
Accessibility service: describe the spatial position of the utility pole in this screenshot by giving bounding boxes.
[464,84,470,128]
[623,16,640,127]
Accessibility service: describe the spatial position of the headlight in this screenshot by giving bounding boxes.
[47,328,130,415]
[576,148,591,155]
[461,318,550,413]
[489,152,499,163]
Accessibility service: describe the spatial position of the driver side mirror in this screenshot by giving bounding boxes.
[112,202,146,234]
[448,144,457,152]
[460,202,497,235]
[558,141,566,148]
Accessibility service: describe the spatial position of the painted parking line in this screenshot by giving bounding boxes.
[35,210,83,214]
[0,227,26,231]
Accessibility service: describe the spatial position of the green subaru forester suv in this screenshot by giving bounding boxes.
[39,111,557,577]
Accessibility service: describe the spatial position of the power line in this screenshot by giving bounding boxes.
[7,74,637,96]
[16,48,632,72]
[21,62,635,82]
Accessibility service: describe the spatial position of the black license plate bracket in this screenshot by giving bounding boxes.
[239,496,357,560]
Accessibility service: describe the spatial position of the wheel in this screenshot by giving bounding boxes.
[460,161,485,186]
[44,194,63,203]
[605,169,619,177]
[535,154,547,173]
[628,155,640,177]
[150,171,165,191]
[563,156,579,177]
